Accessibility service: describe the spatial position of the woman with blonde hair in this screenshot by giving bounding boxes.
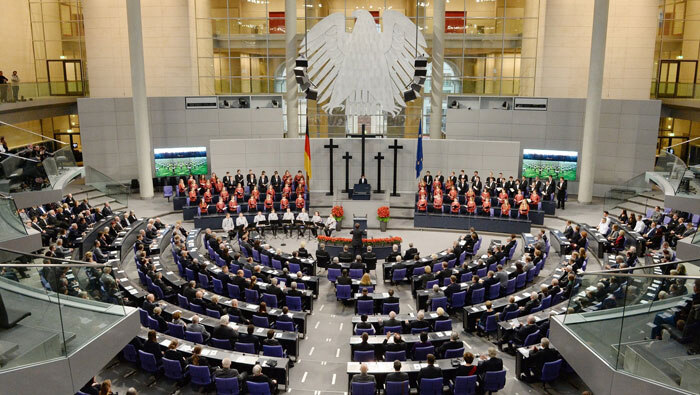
[360,273,372,286]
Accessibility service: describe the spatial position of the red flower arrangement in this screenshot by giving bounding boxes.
[377,206,390,222]
[317,235,402,246]
[331,205,344,221]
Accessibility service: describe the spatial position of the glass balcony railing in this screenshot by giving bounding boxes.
[562,259,700,393]
[655,150,690,194]
[0,81,88,104]
[0,193,27,243]
[84,166,130,208]
[0,140,81,193]
[603,172,654,211]
[0,247,129,372]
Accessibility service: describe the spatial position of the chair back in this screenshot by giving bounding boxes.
[215,377,240,395]
[263,344,285,357]
[541,359,563,383]
[185,268,196,282]
[444,347,465,359]
[235,342,256,353]
[276,320,295,332]
[432,262,442,273]
[353,350,375,362]
[413,345,434,361]
[483,370,506,392]
[162,358,185,380]
[505,278,516,294]
[419,377,442,395]
[206,308,221,319]
[523,329,541,346]
[453,375,477,395]
[470,288,485,305]
[383,325,402,335]
[460,272,472,283]
[166,322,185,339]
[262,293,278,308]
[122,344,137,363]
[213,278,224,294]
[261,254,271,267]
[385,350,406,361]
[351,381,376,395]
[198,272,210,289]
[488,263,497,273]
[430,297,447,311]
[383,303,400,315]
[189,365,212,386]
[442,277,451,286]
[138,308,149,326]
[189,303,204,314]
[246,381,272,395]
[503,310,519,321]
[272,259,283,270]
[385,380,409,395]
[392,268,407,282]
[413,266,426,276]
[252,249,260,262]
[434,319,452,332]
[355,327,375,336]
[328,268,341,282]
[252,315,269,328]
[336,284,352,300]
[245,288,259,303]
[357,299,375,315]
[227,283,241,299]
[185,330,204,344]
[541,295,552,309]
[163,185,174,198]
[476,267,487,278]
[350,268,364,279]
[138,350,159,373]
[515,272,526,288]
[450,291,467,308]
[210,338,233,350]
[425,279,438,290]
[287,296,302,311]
[147,316,159,331]
[488,283,501,299]
[289,263,301,273]
[526,267,536,283]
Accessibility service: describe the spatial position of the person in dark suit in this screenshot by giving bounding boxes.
[358,175,368,184]
[355,314,373,331]
[152,307,169,332]
[349,223,366,257]
[355,332,376,356]
[212,315,238,349]
[556,177,567,209]
[408,312,431,333]
[501,315,539,352]
[521,337,560,381]
[385,360,409,384]
[402,243,418,261]
[476,347,503,381]
[351,363,376,385]
[438,332,463,358]
[142,330,163,362]
[316,244,331,270]
[418,354,443,387]
[382,331,407,355]
[337,269,353,286]
[423,171,434,189]
[163,339,187,369]
[262,329,281,347]
[381,311,404,333]
[338,245,354,263]
[246,363,277,393]
[444,275,462,302]
[238,324,260,353]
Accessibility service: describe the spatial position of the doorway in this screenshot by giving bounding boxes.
[656,59,698,98]
[46,59,85,96]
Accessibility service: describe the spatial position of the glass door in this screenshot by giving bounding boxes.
[46,60,85,96]
[657,59,698,98]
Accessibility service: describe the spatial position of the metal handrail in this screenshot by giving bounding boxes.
[582,260,693,275]
[0,120,68,145]
[0,151,40,163]
[0,246,105,266]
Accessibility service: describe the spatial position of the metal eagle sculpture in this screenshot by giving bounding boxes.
[300,10,427,116]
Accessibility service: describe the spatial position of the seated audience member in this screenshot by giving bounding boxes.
[412,332,433,357]
[438,332,463,358]
[456,351,478,377]
[142,330,163,362]
[476,347,503,381]
[186,315,211,342]
[417,354,443,387]
[408,311,431,333]
[213,357,241,381]
[521,337,561,382]
[382,331,407,355]
[386,360,409,385]
[164,339,187,369]
[351,363,376,385]
[246,363,278,393]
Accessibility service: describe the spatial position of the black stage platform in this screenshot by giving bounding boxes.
[414,212,532,233]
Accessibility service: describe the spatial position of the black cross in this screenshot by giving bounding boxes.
[342,151,353,193]
[374,152,385,194]
[388,139,403,197]
[360,124,367,177]
[323,139,339,196]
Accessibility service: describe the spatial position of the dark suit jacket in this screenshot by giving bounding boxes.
[477,357,503,376]
[350,229,365,247]
[418,365,443,381]
[386,371,409,383]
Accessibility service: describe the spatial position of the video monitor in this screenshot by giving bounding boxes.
[522,149,578,181]
[154,147,208,177]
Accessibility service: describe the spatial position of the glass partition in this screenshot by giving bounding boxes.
[84,166,130,207]
[562,259,700,392]
[0,248,128,371]
[42,145,78,187]
[603,172,654,211]
[655,150,689,194]
[0,194,27,242]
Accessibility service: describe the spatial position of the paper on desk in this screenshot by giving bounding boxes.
[275,332,283,338]
[160,339,172,347]
[302,276,310,281]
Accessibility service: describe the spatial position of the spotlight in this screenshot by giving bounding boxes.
[414,56,428,68]
[306,88,318,100]
[296,57,308,68]
[403,89,417,102]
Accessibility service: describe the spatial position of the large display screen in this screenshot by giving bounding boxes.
[522,149,578,181]
[154,147,208,177]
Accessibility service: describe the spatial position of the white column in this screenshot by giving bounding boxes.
[285,0,299,138]
[578,0,609,204]
[429,0,445,138]
[126,0,154,199]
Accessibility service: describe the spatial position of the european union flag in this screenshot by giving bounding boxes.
[415,120,423,179]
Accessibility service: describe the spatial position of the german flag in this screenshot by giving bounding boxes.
[304,122,312,185]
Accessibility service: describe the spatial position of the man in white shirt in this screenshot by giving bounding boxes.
[235,212,248,238]
[254,211,267,236]
[268,209,279,237]
[222,213,235,239]
[310,211,323,237]
[282,208,295,237]
[597,217,610,236]
[324,214,336,237]
[296,208,310,237]
[633,215,645,233]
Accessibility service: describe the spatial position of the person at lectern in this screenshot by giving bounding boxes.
[358,174,368,184]
[350,223,366,257]
[556,176,568,210]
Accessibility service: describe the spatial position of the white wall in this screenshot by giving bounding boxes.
[446,97,661,194]
[209,138,521,194]
[0,0,35,83]
[83,0,199,97]
[78,96,284,181]
[536,0,658,100]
